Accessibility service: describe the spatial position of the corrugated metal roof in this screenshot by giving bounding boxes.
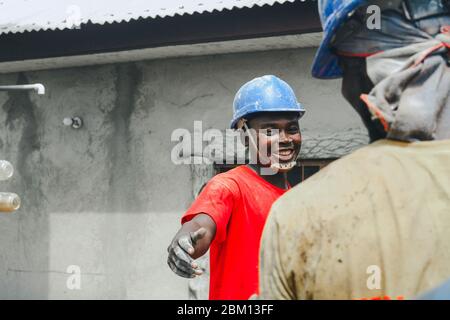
[0,0,306,35]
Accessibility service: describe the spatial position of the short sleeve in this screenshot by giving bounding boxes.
[181,176,237,244]
[259,205,297,300]
[259,194,319,300]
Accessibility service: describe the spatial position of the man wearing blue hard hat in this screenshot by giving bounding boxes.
[259,0,450,299]
[167,75,305,299]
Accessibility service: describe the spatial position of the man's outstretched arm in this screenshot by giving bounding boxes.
[167,213,216,278]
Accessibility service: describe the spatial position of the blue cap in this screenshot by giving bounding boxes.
[312,0,368,79]
[230,75,305,129]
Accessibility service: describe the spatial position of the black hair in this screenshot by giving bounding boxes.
[338,56,387,142]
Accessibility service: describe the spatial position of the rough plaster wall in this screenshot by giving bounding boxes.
[188,159,213,300]
[0,47,367,299]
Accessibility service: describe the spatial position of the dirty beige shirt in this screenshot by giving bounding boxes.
[259,139,450,300]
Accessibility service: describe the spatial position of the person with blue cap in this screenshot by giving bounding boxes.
[167,75,305,299]
[259,0,450,300]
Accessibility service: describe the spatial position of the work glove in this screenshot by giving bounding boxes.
[167,227,206,278]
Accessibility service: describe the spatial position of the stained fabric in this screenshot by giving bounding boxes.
[259,139,450,300]
[333,11,450,141]
[311,0,450,78]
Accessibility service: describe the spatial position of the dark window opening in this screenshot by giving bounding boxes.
[214,159,335,187]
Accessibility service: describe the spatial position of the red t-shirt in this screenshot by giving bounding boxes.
[181,165,288,300]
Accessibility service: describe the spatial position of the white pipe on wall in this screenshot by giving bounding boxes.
[0,83,45,95]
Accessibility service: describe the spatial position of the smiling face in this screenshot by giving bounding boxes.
[246,111,302,172]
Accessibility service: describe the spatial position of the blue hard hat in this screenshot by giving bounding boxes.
[230,75,305,129]
[312,0,368,79]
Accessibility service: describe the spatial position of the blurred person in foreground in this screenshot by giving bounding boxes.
[259,0,450,300]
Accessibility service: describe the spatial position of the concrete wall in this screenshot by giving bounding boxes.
[0,47,367,299]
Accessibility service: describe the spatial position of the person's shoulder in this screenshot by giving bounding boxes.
[270,143,382,225]
[205,166,246,194]
[211,165,252,185]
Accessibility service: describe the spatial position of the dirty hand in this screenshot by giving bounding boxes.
[167,227,207,278]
